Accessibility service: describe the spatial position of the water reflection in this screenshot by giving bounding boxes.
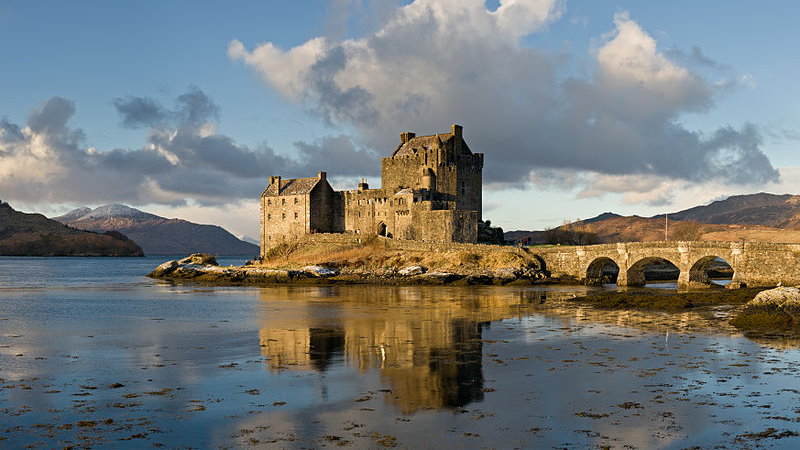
[257,286,573,412]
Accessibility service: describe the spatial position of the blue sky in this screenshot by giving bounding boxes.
[1,1,799,237]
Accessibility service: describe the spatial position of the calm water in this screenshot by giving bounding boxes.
[1,257,799,448]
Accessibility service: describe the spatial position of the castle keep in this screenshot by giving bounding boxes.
[260,125,483,255]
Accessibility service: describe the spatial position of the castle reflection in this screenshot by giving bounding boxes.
[256,285,762,413]
[257,286,557,413]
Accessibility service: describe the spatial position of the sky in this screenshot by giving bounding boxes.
[1,0,799,238]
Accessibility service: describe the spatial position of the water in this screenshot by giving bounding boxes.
[1,257,799,448]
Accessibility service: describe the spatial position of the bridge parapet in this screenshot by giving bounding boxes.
[533,241,800,288]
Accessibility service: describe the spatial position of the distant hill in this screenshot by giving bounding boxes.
[53,204,259,256]
[0,201,143,256]
[506,193,800,245]
[653,193,800,228]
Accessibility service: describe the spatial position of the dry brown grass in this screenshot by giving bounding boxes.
[259,238,534,273]
[581,216,800,244]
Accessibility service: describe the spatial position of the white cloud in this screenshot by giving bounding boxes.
[230,1,777,196]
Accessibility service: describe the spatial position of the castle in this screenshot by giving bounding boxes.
[260,125,483,255]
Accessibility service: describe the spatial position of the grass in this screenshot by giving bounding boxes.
[258,238,538,274]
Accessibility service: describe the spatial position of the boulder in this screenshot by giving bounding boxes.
[730,287,800,330]
[302,265,339,278]
[149,260,178,277]
[399,265,427,276]
[178,253,218,266]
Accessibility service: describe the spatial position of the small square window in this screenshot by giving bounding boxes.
[294,212,298,219]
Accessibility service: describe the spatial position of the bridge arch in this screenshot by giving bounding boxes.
[625,256,681,287]
[585,257,620,284]
[687,255,734,286]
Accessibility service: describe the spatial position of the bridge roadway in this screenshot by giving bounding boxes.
[533,241,800,288]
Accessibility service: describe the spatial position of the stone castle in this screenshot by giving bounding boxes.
[260,125,483,255]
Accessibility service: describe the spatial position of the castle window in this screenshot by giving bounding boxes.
[267,199,271,205]
[282,213,286,220]
[267,213,271,220]
[294,197,299,204]
[282,198,286,205]
[294,212,298,219]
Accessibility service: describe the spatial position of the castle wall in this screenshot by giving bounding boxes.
[309,182,336,233]
[456,153,483,217]
[260,193,311,248]
[343,188,397,236]
[415,210,478,243]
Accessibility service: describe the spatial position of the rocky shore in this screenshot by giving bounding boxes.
[149,254,800,336]
[148,253,547,286]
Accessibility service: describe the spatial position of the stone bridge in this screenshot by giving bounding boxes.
[533,241,800,288]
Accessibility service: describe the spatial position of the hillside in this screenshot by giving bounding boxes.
[507,193,800,245]
[655,193,800,228]
[0,201,143,256]
[53,204,259,256]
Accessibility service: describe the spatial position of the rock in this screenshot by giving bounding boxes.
[149,260,178,277]
[302,265,339,278]
[494,268,519,281]
[178,253,218,266]
[725,280,747,290]
[730,287,800,330]
[418,271,459,284]
[398,265,427,276]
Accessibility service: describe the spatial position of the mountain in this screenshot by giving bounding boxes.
[54,204,259,256]
[240,235,260,246]
[583,212,622,224]
[0,201,143,256]
[654,193,800,228]
[505,193,800,245]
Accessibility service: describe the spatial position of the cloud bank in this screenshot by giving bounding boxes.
[229,1,778,193]
[0,88,378,206]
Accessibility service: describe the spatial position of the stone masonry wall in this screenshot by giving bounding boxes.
[534,241,800,287]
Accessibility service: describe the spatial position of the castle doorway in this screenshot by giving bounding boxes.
[377,222,388,237]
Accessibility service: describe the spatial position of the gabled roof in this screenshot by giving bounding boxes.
[261,177,322,197]
[391,132,473,158]
[392,133,451,158]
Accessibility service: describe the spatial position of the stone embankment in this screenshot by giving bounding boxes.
[148,253,545,286]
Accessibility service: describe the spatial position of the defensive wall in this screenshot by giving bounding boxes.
[534,241,800,288]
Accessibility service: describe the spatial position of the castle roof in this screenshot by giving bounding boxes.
[261,177,321,197]
[391,132,472,158]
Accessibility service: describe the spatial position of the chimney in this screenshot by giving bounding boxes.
[358,178,369,190]
[400,132,415,143]
[451,124,462,139]
[269,176,282,189]
[317,171,327,181]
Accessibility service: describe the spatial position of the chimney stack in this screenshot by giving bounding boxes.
[358,178,369,191]
[451,124,462,138]
[269,176,282,188]
[317,171,327,180]
[400,132,415,143]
